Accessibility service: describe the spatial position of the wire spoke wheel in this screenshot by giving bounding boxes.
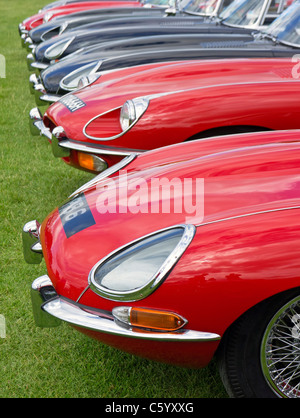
[261,296,300,398]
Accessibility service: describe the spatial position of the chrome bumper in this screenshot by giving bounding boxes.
[22,220,43,264]
[19,23,28,36]
[31,275,221,342]
[27,53,49,72]
[21,35,36,52]
[29,73,40,94]
[29,74,59,105]
[29,107,143,159]
[29,108,53,140]
[34,85,60,106]
[56,139,143,157]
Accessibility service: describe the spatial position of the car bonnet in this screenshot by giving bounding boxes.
[40,132,300,300]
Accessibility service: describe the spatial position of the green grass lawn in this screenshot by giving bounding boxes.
[0,0,227,398]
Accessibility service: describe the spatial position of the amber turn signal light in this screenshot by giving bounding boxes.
[77,152,107,173]
[112,307,187,331]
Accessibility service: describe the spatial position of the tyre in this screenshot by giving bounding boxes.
[217,288,300,398]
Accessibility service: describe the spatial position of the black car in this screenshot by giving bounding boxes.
[40,0,144,10]
[31,0,300,105]
[30,0,284,66]
[26,6,169,45]
[24,0,177,45]
[27,0,227,45]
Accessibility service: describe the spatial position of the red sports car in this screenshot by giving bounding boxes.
[23,129,300,398]
[30,58,300,172]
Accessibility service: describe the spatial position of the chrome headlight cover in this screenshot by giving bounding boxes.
[60,61,102,91]
[89,224,196,302]
[120,97,149,132]
[83,97,149,141]
[77,73,101,90]
[43,12,54,23]
[40,22,68,42]
[45,36,75,60]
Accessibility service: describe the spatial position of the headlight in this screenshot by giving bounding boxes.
[60,61,102,91]
[120,98,149,132]
[43,12,53,23]
[77,74,101,90]
[89,225,195,301]
[45,37,75,60]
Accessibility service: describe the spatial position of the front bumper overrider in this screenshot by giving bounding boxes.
[22,220,43,264]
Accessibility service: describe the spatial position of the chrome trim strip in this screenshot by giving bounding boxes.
[69,153,138,198]
[196,206,300,227]
[30,62,49,71]
[89,224,196,302]
[83,79,300,141]
[32,275,219,341]
[57,139,144,156]
[83,105,124,141]
[39,94,61,103]
[141,78,300,103]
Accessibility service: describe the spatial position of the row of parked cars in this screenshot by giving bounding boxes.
[20,0,300,398]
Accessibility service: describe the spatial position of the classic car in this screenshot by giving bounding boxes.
[25,0,236,47]
[19,0,143,34]
[26,5,168,45]
[22,128,300,398]
[27,0,297,100]
[41,0,142,10]
[30,0,287,66]
[30,31,257,99]
[29,56,300,173]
